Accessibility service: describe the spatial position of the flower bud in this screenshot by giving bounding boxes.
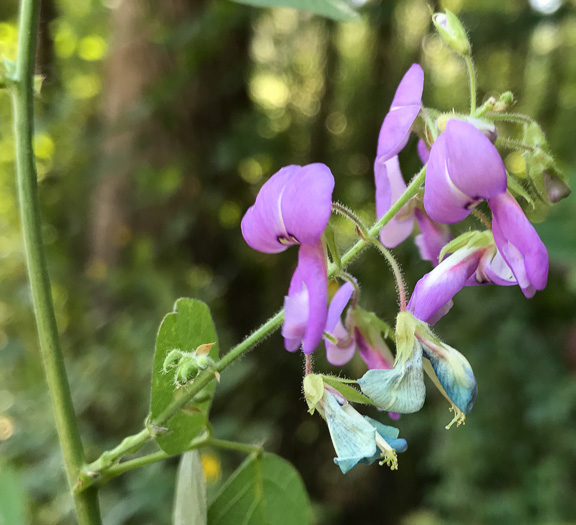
[493,91,514,111]
[543,170,571,203]
[522,122,571,204]
[432,9,471,56]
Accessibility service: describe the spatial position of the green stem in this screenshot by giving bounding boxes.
[10,0,101,523]
[80,165,427,489]
[464,55,477,114]
[487,112,533,125]
[209,438,263,455]
[95,450,171,486]
[94,437,262,487]
[332,165,426,274]
[496,136,535,152]
[332,202,369,238]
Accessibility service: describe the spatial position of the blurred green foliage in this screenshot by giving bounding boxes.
[1,0,576,524]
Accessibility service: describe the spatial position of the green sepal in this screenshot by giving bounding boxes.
[507,175,535,207]
[303,374,324,414]
[324,224,341,269]
[522,122,570,204]
[438,230,492,263]
[395,312,418,365]
[432,9,471,56]
[321,375,379,407]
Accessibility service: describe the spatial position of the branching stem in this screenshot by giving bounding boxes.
[78,166,427,490]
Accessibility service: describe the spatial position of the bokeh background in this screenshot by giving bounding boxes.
[1,0,576,523]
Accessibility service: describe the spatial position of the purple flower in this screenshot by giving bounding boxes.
[282,242,328,354]
[324,282,395,369]
[374,64,424,248]
[488,192,549,298]
[241,163,335,253]
[423,120,507,224]
[408,245,486,324]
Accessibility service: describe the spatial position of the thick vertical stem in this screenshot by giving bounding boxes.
[10,0,102,522]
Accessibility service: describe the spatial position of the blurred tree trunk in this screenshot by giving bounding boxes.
[88,0,251,305]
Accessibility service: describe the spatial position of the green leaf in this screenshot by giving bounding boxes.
[173,451,207,525]
[322,375,378,406]
[230,0,360,22]
[208,453,312,525]
[0,465,28,525]
[151,298,219,454]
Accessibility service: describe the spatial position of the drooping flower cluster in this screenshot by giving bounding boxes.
[240,9,565,474]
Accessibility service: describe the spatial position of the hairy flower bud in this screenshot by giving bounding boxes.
[432,9,471,56]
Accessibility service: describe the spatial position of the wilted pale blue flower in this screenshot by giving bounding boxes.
[424,119,507,224]
[358,312,477,427]
[321,387,407,474]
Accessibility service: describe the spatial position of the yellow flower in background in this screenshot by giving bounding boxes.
[200,452,221,483]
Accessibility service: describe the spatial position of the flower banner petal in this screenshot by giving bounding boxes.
[376,64,424,161]
[282,163,335,246]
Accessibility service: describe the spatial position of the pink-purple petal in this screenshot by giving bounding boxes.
[471,247,517,287]
[488,192,549,298]
[375,156,415,248]
[325,282,356,366]
[408,246,486,324]
[443,120,507,199]
[282,242,328,354]
[326,324,356,366]
[241,165,299,253]
[376,64,424,160]
[423,133,475,224]
[414,208,452,266]
[417,139,430,165]
[282,163,335,246]
[355,330,393,370]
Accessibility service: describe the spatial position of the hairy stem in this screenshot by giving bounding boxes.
[369,239,407,311]
[487,112,534,125]
[94,436,260,486]
[465,55,477,114]
[10,0,101,522]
